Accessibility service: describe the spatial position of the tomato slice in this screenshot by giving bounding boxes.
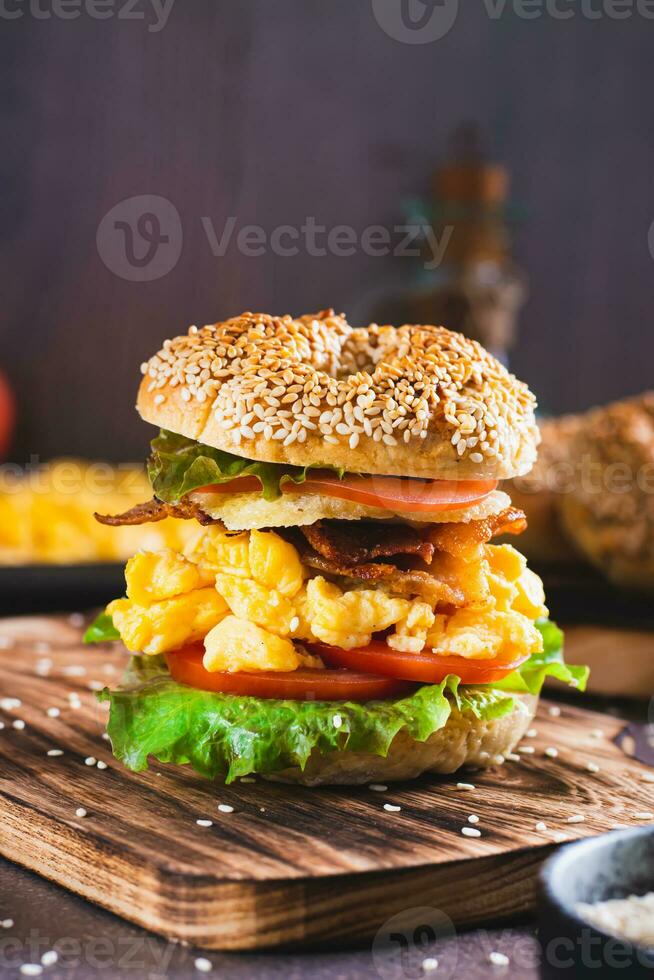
[165,645,414,701]
[199,472,497,514]
[308,640,529,685]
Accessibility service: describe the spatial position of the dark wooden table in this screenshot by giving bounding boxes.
[0,856,541,978]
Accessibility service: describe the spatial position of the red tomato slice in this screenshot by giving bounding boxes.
[308,640,529,685]
[165,645,414,701]
[199,473,497,514]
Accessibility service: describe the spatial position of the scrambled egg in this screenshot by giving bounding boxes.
[107,526,547,671]
[0,460,195,564]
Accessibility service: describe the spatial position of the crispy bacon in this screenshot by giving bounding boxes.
[302,552,464,606]
[426,506,527,559]
[94,497,223,528]
[300,521,435,566]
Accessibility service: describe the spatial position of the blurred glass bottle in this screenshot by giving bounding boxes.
[365,126,527,366]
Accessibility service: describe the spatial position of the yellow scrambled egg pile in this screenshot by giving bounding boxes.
[107,525,547,674]
[0,461,195,564]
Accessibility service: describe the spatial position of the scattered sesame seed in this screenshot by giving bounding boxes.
[75,808,87,818]
[461,827,481,838]
[422,958,439,972]
[548,705,561,717]
[12,720,25,730]
[46,707,60,718]
[63,666,86,677]
[1,919,13,928]
[634,812,654,821]
[383,804,402,813]
[88,681,104,692]
[194,958,212,973]
[456,782,475,791]
[552,832,568,843]
[590,729,604,739]
[526,729,538,738]
[506,753,520,762]
[489,951,509,967]
[196,819,213,828]
[535,822,548,831]
[46,749,63,757]
[84,757,97,767]
[587,763,600,774]
[332,714,343,729]
[369,784,388,792]
[96,761,108,770]
[640,773,654,783]
[518,746,535,755]
[468,814,479,824]
[0,722,4,730]
[102,732,110,741]
[493,755,505,765]
[545,747,559,759]
[41,952,58,967]
[218,804,234,814]
[1,697,21,710]
[20,965,42,977]
[567,815,585,824]
[35,659,52,676]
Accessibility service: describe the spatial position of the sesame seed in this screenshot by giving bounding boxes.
[552,832,568,843]
[535,822,548,831]
[461,827,481,838]
[590,729,604,739]
[40,952,58,967]
[332,714,343,729]
[1,919,14,928]
[526,729,538,738]
[587,763,600,774]
[640,773,654,783]
[12,720,25,730]
[456,782,475,791]
[46,749,63,757]
[289,616,300,632]
[46,707,60,718]
[489,952,509,967]
[634,812,654,820]
[75,808,87,818]
[506,753,520,762]
[196,819,213,828]
[0,722,4,730]
[218,804,234,814]
[20,966,42,977]
[567,815,585,824]
[518,746,535,755]
[422,958,439,972]
[369,784,388,792]
[96,761,108,770]
[1,698,21,710]
[383,804,402,812]
[194,958,213,973]
[548,705,561,717]
[468,814,479,824]
[545,747,559,759]
[84,757,97,767]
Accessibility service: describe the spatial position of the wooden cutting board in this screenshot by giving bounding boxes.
[0,615,652,951]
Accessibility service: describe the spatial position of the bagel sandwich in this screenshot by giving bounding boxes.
[87,310,587,785]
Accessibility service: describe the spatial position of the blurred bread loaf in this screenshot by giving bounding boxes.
[505,392,654,592]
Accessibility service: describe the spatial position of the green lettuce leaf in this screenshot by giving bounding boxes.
[148,429,344,503]
[495,619,589,695]
[83,611,120,644]
[97,619,588,782]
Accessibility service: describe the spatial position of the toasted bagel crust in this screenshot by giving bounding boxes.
[138,310,539,481]
[265,692,537,785]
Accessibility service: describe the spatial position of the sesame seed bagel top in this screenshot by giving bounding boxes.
[137,309,540,481]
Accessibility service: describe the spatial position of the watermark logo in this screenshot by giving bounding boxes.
[372,906,458,979]
[96,194,182,282]
[372,0,459,43]
[0,0,175,31]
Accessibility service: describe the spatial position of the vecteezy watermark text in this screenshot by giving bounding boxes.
[201,216,453,270]
[372,0,654,45]
[95,194,455,282]
[0,0,175,32]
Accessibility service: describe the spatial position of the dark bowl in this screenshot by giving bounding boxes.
[538,827,654,978]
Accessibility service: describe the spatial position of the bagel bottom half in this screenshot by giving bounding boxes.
[266,692,537,786]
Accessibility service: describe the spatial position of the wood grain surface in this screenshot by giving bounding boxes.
[0,615,652,950]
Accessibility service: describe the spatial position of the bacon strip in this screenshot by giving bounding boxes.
[94,497,223,528]
[300,521,435,566]
[426,506,527,559]
[302,552,464,606]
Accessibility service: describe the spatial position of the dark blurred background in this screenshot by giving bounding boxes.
[1,0,653,462]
